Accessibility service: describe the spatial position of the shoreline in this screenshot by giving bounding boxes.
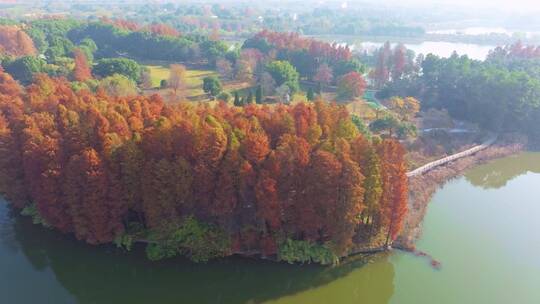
[395,134,527,250]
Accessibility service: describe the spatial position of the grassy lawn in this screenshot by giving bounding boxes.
[145,65,170,88]
[184,69,218,96]
[145,64,218,97]
[144,63,255,102]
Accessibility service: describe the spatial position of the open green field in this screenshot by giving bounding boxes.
[144,63,254,102]
[145,64,218,96]
[146,65,170,88]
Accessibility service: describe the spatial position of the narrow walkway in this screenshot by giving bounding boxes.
[406,134,498,177]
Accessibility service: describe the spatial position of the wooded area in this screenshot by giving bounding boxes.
[0,70,407,263]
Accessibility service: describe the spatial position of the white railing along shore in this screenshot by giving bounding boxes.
[406,134,497,177]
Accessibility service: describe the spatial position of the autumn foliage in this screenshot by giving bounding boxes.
[100,17,181,38]
[247,30,352,64]
[100,17,141,31]
[0,71,407,257]
[147,23,181,37]
[488,41,540,61]
[0,25,37,57]
[72,48,92,81]
[337,71,367,100]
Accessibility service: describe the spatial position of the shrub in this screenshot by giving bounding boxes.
[114,233,134,251]
[146,217,230,262]
[21,203,51,228]
[217,91,231,102]
[160,79,168,89]
[278,238,339,266]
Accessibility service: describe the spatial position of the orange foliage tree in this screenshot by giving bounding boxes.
[0,25,37,57]
[0,70,408,257]
[147,23,181,37]
[73,48,92,81]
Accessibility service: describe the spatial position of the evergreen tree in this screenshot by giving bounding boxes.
[307,88,315,101]
[233,91,242,107]
[256,85,263,104]
[362,148,382,228]
[246,91,254,104]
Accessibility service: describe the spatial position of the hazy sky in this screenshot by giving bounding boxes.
[371,0,539,12]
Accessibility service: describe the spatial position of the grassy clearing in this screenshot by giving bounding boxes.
[144,62,255,102]
[145,65,170,88]
[145,63,311,104]
[184,70,218,96]
[144,64,219,99]
[145,64,217,95]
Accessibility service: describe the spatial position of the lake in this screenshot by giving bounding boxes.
[359,41,496,60]
[1,152,540,303]
[308,35,498,60]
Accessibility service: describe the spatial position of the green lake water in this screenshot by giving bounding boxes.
[1,152,540,304]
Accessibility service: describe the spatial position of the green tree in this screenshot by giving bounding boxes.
[77,38,98,62]
[202,76,223,97]
[94,58,142,82]
[266,60,300,93]
[45,36,74,61]
[334,59,365,78]
[160,79,168,89]
[369,116,401,137]
[246,91,254,104]
[2,56,45,84]
[307,87,315,101]
[233,91,242,106]
[25,27,48,53]
[255,85,263,104]
[362,149,382,228]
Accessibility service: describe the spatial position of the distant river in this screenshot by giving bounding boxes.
[1,152,540,303]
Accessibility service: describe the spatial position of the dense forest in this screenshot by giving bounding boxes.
[378,42,540,140]
[0,18,233,86]
[0,69,408,264]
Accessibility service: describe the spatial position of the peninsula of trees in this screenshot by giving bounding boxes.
[0,70,408,264]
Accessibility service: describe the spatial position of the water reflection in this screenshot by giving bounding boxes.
[465,153,540,189]
[264,258,394,304]
[0,200,396,304]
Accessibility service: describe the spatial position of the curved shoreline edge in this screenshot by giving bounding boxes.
[345,134,526,260]
[394,134,526,250]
